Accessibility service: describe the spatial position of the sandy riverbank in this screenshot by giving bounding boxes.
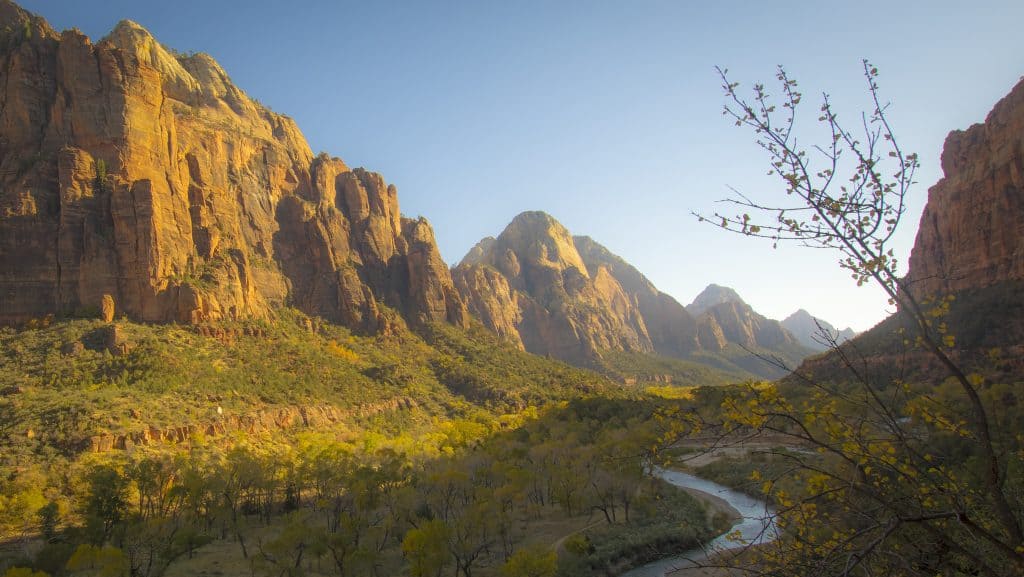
[678,483,742,527]
[673,434,806,469]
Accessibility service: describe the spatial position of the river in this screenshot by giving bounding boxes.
[620,467,777,577]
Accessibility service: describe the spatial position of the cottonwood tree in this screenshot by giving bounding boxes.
[695,61,1024,576]
[500,546,557,577]
[402,519,448,577]
[81,465,128,546]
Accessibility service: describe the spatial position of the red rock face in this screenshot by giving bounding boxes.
[793,78,1024,384]
[0,4,464,330]
[906,78,1024,299]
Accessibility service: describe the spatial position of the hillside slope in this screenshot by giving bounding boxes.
[0,310,615,468]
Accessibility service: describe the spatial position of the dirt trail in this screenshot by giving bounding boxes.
[550,519,603,553]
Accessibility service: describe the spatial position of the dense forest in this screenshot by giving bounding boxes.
[0,311,733,577]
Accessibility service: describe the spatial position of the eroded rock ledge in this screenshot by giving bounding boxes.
[87,397,418,453]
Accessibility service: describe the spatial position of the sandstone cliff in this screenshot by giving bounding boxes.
[905,77,1024,299]
[886,76,1024,355]
[452,212,654,364]
[0,2,466,330]
[797,78,1024,383]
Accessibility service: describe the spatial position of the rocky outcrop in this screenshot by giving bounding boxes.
[0,3,465,332]
[100,294,115,323]
[905,78,1024,299]
[87,397,418,453]
[101,323,131,356]
[402,217,468,327]
[453,212,657,364]
[781,309,856,352]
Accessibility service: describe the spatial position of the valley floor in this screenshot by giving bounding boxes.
[163,511,601,577]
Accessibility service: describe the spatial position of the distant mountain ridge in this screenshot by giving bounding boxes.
[691,296,798,352]
[686,284,744,316]
[453,211,815,378]
[781,309,857,352]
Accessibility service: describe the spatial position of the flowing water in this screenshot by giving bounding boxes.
[619,467,777,577]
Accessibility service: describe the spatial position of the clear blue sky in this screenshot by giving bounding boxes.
[23,1,1024,331]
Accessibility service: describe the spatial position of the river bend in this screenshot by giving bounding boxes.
[620,467,777,577]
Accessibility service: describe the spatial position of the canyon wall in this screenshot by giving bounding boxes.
[0,3,465,331]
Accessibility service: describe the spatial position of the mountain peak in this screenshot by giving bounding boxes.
[104,19,159,48]
[781,309,856,351]
[0,0,30,24]
[0,0,55,41]
[496,211,588,278]
[452,212,655,363]
[509,210,558,225]
[101,17,210,102]
[687,284,745,316]
[112,18,149,34]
